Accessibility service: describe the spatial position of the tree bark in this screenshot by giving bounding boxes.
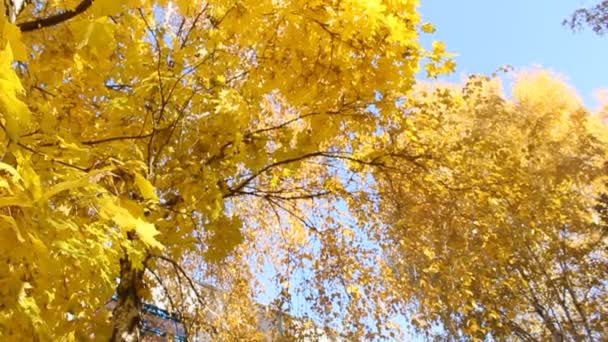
[4,0,29,23]
[110,256,144,342]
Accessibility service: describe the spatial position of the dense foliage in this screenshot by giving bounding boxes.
[0,0,452,340]
[1,0,605,341]
[372,73,608,340]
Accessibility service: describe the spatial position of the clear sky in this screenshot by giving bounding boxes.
[419,0,608,108]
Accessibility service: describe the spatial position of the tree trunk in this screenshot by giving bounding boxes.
[4,0,29,22]
[110,256,144,342]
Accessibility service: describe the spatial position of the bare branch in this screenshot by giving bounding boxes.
[226,151,325,196]
[81,133,154,146]
[179,3,210,49]
[152,254,221,336]
[233,189,330,201]
[15,141,90,172]
[146,268,187,338]
[564,0,608,35]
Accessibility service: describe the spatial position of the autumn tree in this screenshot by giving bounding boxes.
[0,0,454,340]
[371,71,608,340]
[564,0,608,35]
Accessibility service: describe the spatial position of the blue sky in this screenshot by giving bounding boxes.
[419,0,608,108]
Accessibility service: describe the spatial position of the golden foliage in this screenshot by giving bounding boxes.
[373,72,608,340]
[0,0,449,339]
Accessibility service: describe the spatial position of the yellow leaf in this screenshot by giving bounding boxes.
[488,311,501,320]
[72,18,115,56]
[0,43,31,141]
[421,22,436,34]
[28,233,48,254]
[466,318,480,333]
[41,169,108,201]
[133,218,164,250]
[346,284,361,297]
[134,173,159,201]
[0,214,24,242]
[0,161,21,182]
[422,247,435,259]
[15,151,41,201]
[3,23,27,61]
[100,199,163,250]
[42,178,89,201]
[0,195,31,207]
[90,0,123,17]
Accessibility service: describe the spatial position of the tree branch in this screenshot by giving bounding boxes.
[81,133,154,145]
[153,254,221,336]
[233,189,330,201]
[226,151,324,196]
[146,268,187,339]
[17,0,93,32]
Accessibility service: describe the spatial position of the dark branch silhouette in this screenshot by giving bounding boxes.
[17,0,93,32]
[564,0,608,35]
